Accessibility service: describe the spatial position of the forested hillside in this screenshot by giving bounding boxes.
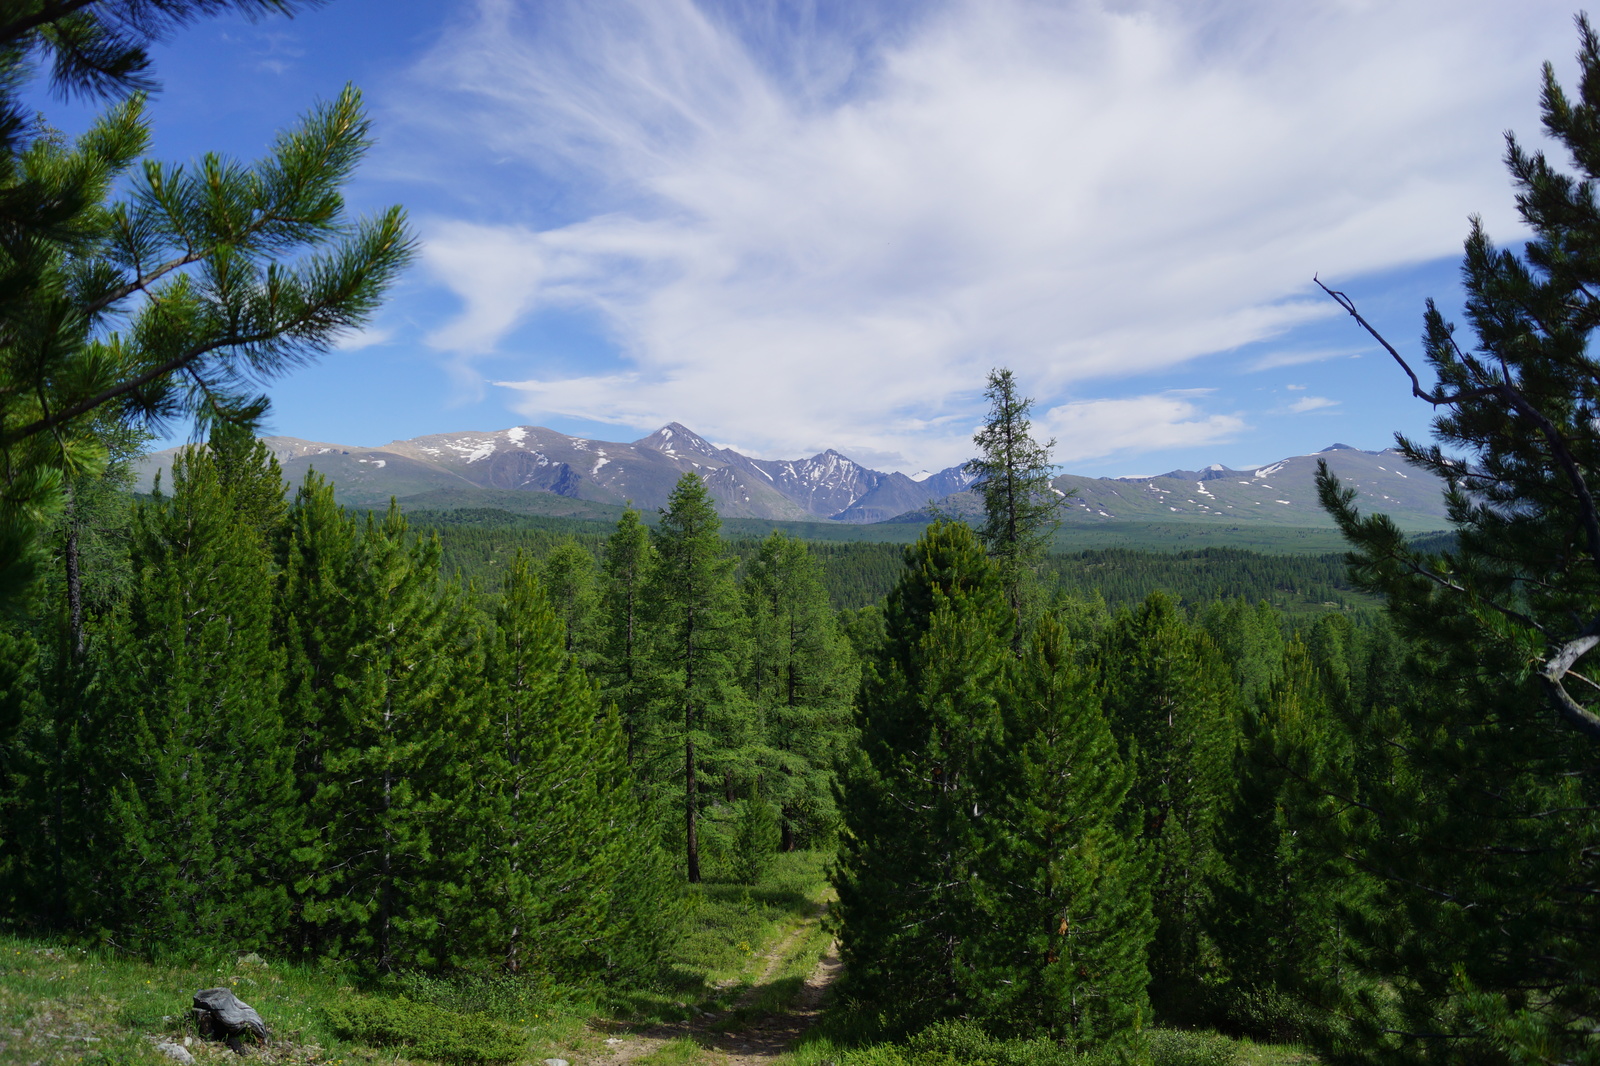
[412,509,1372,614]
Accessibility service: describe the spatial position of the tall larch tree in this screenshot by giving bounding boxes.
[965,368,1065,640]
[599,506,655,759]
[646,473,746,883]
[743,530,856,850]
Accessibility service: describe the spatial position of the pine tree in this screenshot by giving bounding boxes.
[540,536,598,661]
[1209,638,1362,1043]
[1097,591,1238,1023]
[970,611,1154,1049]
[471,552,626,972]
[293,501,477,970]
[0,622,48,922]
[208,422,289,542]
[1310,18,1600,1062]
[965,368,1065,637]
[743,530,855,850]
[0,62,411,605]
[599,506,655,760]
[97,443,294,949]
[834,520,1012,1022]
[645,474,747,883]
[0,415,146,930]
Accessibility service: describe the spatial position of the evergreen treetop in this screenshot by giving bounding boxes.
[965,368,1065,635]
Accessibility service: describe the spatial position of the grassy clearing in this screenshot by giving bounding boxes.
[595,848,835,1027]
[0,850,837,1066]
[0,939,597,1066]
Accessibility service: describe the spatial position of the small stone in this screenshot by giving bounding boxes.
[157,1041,195,1065]
[236,953,267,968]
[542,1059,569,1066]
[604,1037,623,1046]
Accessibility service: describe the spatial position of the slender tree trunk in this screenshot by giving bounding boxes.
[685,606,700,883]
[685,731,700,883]
[64,489,84,662]
[380,683,394,970]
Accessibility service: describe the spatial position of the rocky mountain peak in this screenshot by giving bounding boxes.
[637,422,721,459]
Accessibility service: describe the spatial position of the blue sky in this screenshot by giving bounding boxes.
[24,0,1588,476]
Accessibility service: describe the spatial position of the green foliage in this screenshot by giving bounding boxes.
[835,520,1011,1022]
[645,473,750,884]
[1208,637,1362,1044]
[470,551,679,976]
[539,536,597,659]
[900,1019,1092,1066]
[1097,592,1239,1024]
[0,58,411,603]
[597,506,654,757]
[966,368,1065,633]
[970,612,1154,1049]
[1046,548,1368,617]
[288,498,479,970]
[96,442,294,950]
[322,995,526,1064]
[1308,18,1600,1066]
[731,798,781,885]
[743,530,856,850]
[1147,1029,1242,1066]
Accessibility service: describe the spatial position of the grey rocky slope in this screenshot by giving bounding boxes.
[134,422,976,523]
[897,444,1450,531]
[136,430,1449,530]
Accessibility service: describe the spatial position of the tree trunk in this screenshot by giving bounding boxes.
[686,731,700,883]
[64,490,84,662]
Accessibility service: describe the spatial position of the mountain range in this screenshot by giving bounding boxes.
[134,425,1451,531]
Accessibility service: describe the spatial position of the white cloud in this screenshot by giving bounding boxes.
[333,326,394,352]
[404,0,1571,466]
[1286,384,1307,391]
[1289,395,1340,413]
[1248,347,1366,372]
[1040,393,1246,465]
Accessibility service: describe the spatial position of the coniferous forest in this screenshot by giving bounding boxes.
[1,6,1600,1066]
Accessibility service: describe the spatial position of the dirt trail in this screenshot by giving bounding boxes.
[586,907,841,1066]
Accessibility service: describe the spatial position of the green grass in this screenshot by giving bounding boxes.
[597,849,835,1026]
[0,939,591,1066]
[0,851,839,1066]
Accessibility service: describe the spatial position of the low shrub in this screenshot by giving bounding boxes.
[1148,1028,1240,1066]
[323,994,526,1064]
[901,1019,1104,1066]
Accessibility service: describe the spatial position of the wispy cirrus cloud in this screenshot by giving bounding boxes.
[1247,347,1366,373]
[397,0,1571,470]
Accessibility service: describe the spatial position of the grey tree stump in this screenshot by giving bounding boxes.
[193,988,269,1054]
